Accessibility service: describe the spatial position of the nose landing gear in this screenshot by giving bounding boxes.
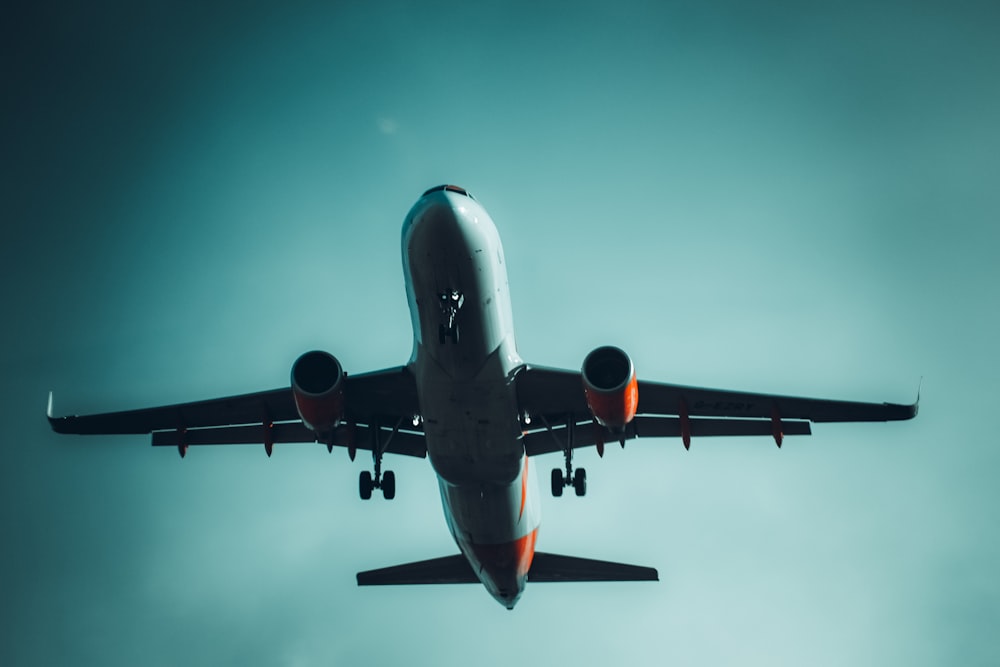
[438,290,464,344]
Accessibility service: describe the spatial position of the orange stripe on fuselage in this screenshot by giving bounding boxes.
[461,527,539,607]
[466,527,538,581]
[518,456,529,521]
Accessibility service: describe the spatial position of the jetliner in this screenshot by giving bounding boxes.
[48,184,918,608]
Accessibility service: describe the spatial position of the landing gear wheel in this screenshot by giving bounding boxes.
[359,471,373,500]
[382,470,396,500]
[438,324,460,344]
[551,468,564,497]
[573,468,587,497]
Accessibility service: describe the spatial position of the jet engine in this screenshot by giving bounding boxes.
[582,346,638,432]
[291,350,345,433]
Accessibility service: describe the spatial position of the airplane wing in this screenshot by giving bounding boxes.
[516,365,917,456]
[48,366,426,457]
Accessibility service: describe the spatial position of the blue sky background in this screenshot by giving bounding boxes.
[3,1,998,664]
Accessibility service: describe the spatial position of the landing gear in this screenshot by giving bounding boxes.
[551,465,587,497]
[551,414,587,497]
[438,290,464,344]
[358,420,396,500]
[358,468,395,500]
[438,323,460,344]
[573,468,587,497]
[359,470,373,500]
[382,470,396,500]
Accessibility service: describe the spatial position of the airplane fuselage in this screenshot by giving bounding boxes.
[401,188,540,608]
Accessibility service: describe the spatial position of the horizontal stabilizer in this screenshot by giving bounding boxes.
[357,555,477,585]
[528,552,658,582]
[356,552,658,586]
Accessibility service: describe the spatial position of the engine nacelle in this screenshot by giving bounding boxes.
[582,346,638,432]
[291,350,345,433]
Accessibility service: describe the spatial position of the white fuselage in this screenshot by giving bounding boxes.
[401,189,541,608]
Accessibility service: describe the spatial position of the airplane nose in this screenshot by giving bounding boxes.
[402,186,481,245]
[403,199,479,266]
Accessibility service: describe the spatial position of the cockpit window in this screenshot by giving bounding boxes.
[422,184,475,200]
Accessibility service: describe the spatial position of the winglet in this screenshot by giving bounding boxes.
[47,391,54,419]
[911,377,922,418]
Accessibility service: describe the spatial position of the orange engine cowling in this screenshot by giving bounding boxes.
[291,351,345,433]
[582,346,638,432]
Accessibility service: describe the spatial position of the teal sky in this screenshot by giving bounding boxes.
[3,1,998,664]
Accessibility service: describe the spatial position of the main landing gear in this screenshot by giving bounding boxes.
[359,469,395,500]
[359,420,396,500]
[438,289,464,344]
[551,414,586,497]
[551,466,586,497]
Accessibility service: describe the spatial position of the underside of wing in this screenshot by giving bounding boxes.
[516,363,917,455]
[523,415,812,456]
[636,380,918,422]
[147,421,427,457]
[48,365,426,457]
[48,387,299,434]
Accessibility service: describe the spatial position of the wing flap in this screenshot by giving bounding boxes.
[522,416,811,456]
[149,422,427,457]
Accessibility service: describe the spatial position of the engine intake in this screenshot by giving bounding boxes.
[291,351,345,433]
[582,346,638,432]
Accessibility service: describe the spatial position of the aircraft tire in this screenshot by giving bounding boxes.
[551,468,564,497]
[573,468,587,497]
[382,470,396,500]
[359,471,373,500]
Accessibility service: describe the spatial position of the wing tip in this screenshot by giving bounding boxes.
[895,379,921,420]
[46,392,80,433]
[885,399,918,421]
[46,391,67,432]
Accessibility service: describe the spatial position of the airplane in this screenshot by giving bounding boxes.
[48,184,918,609]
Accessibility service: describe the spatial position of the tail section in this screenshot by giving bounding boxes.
[356,551,657,586]
[528,552,658,582]
[357,555,477,585]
